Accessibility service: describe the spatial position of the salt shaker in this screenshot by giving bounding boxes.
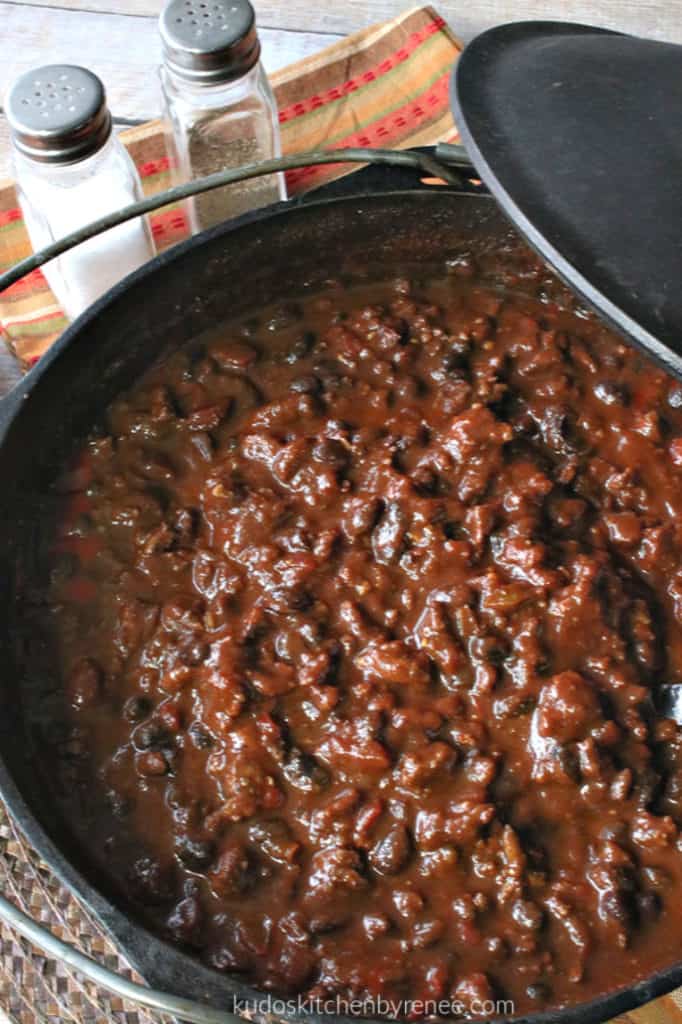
[159,0,286,233]
[5,65,155,322]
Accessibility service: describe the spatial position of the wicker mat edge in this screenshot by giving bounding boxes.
[0,799,175,1024]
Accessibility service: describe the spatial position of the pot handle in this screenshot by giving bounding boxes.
[295,143,479,200]
[0,145,473,297]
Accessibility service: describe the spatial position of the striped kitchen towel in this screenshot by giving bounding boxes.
[0,4,461,367]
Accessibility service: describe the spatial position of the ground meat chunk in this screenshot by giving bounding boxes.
[302,846,368,929]
[395,743,456,793]
[414,600,461,679]
[443,406,512,462]
[354,641,430,686]
[453,972,495,1010]
[316,720,392,776]
[205,727,283,825]
[208,841,251,896]
[534,672,602,744]
[414,800,495,849]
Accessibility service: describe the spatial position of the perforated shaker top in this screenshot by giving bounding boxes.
[5,65,111,164]
[159,0,260,83]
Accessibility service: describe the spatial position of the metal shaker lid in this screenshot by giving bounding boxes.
[159,0,260,84]
[5,65,111,165]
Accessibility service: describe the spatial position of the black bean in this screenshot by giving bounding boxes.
[266,305,302,332]
[372,501,406,565]
[167,894,202,945]
[123,696,153,723]
[285,332,316,364]
[313,359,343,389]
[486,645,508,667]
[106,789,132,818]
[289,374,322,395]
[411,467,438,495]
[188,724,214,749]
[133,720,169,751]
[526,983,551,1002]
[511,899,544,931]
[312,437,349,469]
[636,890,661,923]
[189,431,214,462]
[442,341,471,371]
[539,406,583,455]
[283,748,330,793]
[173,507,198,543]
[175,835,215,871]
[370,825,412,876]
[179,640,210,667]
[595,381,628,406]
[128,856,175,905]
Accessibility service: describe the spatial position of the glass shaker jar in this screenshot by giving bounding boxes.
[159,0,286,234]
[5,65,155,322]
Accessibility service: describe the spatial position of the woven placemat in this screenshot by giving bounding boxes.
[0,800,174,1024]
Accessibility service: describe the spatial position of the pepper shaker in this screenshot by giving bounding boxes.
[6,65,155,321]
[159,0,286,234]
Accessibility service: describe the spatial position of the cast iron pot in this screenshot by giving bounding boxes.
[0,159,680,1024]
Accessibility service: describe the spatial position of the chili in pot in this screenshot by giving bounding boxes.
[24,252,682,1018]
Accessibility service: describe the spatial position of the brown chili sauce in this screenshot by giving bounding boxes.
[31,257,682,1017]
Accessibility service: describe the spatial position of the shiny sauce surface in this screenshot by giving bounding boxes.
[33,260,682,1017]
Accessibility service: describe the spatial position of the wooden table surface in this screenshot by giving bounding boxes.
[0,0,680,394]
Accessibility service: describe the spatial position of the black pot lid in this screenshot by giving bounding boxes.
[451,21,682,377]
